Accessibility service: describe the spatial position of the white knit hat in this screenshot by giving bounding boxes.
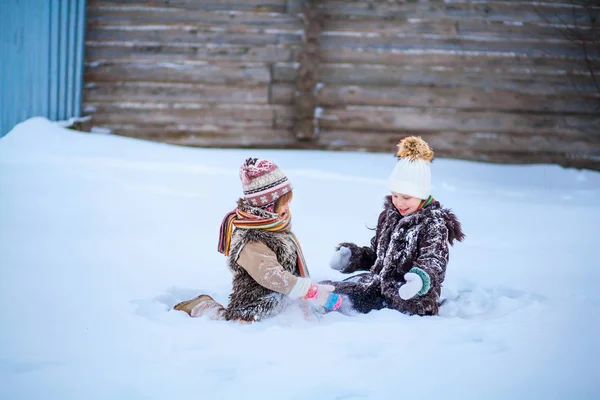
[387,136,434,200]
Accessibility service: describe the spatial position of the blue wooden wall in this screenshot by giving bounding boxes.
[0,0,87,136]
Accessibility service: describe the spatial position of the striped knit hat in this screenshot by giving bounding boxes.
[239,158,293,209]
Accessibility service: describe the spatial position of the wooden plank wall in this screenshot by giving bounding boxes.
[82,0,600,170]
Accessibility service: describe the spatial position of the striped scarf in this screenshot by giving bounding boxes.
[417,195,435,211]
[218,208,310,278]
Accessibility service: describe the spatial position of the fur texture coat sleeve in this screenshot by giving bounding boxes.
[334,242,376,274]
[411,217,450,291]
[236,241,299,296]
[379,216,450,315]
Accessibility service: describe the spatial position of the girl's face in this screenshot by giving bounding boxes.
[277,199,291,216]
[392,192,422,216]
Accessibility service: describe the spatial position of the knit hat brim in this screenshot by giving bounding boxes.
[388,179,430,200]
[245,180,293,208]
[388,144,431,200]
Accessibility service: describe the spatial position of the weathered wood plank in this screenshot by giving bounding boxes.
[164,134,297,147]
[83,102,289,124]
[320,34,585,59]
[320,43,595,69]
[87,6,302,28]
[87,27,302,46]
[270,83,599,114]
[324,18,460,37]
[314,130,600,170]
[316,130,599,156]
[84,82,269,104]
[85,42,295,63]
[308,106,600,135]
[272,63,597,94]
[276,53,594,81]
[84,61,270,85]
[321,1,596,26]
[442,0,595,4]
[323,18,596,42]
[320,47,597,70]
[88,0,286,13]
[285,0,304,14]
[88,116,275,129]
[82,122,293,141]
[455,19,597,42]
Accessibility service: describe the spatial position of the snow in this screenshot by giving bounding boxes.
[323,31,382,38]
[55,116,92,128]
[1,117,599,399]
[157,62,194,71]
[264,29,304,35]
[90,126,113,135]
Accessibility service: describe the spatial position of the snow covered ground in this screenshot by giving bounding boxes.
[1,118,599,400]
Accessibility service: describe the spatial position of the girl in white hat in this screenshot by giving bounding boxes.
[327,136,465,316]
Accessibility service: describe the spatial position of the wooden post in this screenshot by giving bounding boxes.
[290,0,324,141]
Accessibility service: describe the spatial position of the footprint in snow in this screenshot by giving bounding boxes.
[439,286,544,319]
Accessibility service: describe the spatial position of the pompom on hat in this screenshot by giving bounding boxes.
[239,158,293,209]
[388,136,434,200]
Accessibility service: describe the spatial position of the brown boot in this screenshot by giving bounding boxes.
[173,294,225,320]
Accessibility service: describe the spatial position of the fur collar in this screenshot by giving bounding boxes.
[382,195,465,245]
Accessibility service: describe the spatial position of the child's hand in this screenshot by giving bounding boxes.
[398,272,424,300]
[329,246,352,271]
[289,278,342,310]
[303,283,342,311]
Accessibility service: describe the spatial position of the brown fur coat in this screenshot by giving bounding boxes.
[223,199,302,321]
[326,196,465,316]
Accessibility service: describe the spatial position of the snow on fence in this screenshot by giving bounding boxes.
[82,0,600,170]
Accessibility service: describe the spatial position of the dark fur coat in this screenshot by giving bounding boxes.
[328,196,465,316]
[223,199,301,322]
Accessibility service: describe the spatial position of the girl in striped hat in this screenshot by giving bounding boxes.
[174,157,342,322]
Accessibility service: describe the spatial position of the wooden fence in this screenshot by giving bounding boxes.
[82,0,600,170]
